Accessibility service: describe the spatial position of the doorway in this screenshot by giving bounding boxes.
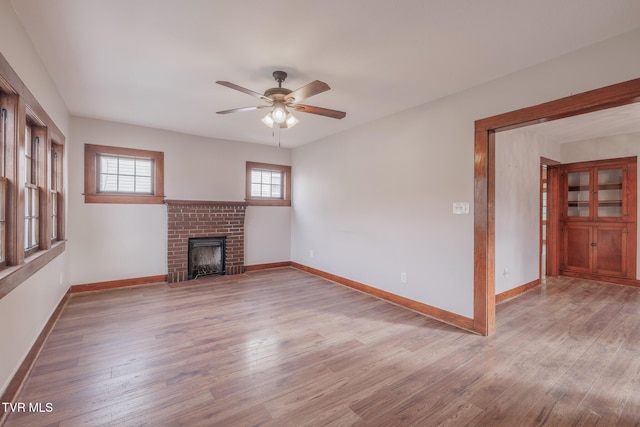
[540,158,560,279]
[473,77,640,336]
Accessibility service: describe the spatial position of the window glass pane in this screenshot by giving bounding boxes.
[0,223,5,262]
[25,126,31,156]
[51,192,57,215]
[100,174,118,192]
[135,176,152,193]
[0,184,4,221]
[119,157,135,176]
[261,171,272,185]
[101,156,119,174]
[24,219,29,249]
[249,168,285,199]
[97,154,155,195]
[32,187,38,212]
[32,218,38,246]
[118,175,135,192]
[136,159,152,177]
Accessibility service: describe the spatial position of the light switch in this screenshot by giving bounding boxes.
[453,202,470,215]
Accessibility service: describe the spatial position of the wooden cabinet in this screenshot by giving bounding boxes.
[557,157,637,281]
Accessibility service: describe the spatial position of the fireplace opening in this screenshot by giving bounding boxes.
[188,237,226,279]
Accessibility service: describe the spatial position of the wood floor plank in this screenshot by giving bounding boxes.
[4,268,640,426]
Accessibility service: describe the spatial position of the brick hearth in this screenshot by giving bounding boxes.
[166,200,247,282]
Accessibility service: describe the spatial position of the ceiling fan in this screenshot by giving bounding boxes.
[216,71,346,129]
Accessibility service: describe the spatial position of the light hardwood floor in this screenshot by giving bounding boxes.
[3,268,640,426]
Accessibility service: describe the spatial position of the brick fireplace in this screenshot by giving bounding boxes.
[166,200,247,282]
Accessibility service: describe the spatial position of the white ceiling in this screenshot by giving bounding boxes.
[524,103,640,144]
[11,0,640,147]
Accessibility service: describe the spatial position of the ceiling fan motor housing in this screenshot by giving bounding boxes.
[265,71,291,100]
[264,87,292,100]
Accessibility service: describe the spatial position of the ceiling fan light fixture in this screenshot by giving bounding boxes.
[261,113,275,128]
[285,112,299,128]
[271,102,287,123]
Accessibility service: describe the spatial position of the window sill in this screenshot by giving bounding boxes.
[246,198,291,207]
[84,194,165,204]
[0,241,66,300]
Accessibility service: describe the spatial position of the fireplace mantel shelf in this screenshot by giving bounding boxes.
[165,200,248,207]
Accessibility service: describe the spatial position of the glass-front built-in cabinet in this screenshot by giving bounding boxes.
[565,162,630,220]
[559,156,637,281]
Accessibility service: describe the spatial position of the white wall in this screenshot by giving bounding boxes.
[561,132,640,278]
[291,28,640,318]
[0,0,70,395]
[495,128,560,294]
[68,117,291,285]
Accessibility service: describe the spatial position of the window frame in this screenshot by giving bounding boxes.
[50,141,63,242]
[84,144,165,204]
[24,121,45,255]
[0,50,67,299]
[245,161,291,206]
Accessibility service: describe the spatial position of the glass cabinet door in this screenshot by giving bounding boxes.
[596,168,623,218]
[567,171,590,217]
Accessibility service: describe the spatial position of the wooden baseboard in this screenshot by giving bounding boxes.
[168,274,249,288]
[559,271,640,288]
[0,290,70,424]
[70,274,167,294]
[244,261,291,272]
[289,262,475,333]
[496,279,541,304]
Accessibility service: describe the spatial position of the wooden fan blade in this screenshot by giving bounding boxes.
[284,80,330,103]
[216,105,269,114]
[216,81,272,102]
[292,104,346,119]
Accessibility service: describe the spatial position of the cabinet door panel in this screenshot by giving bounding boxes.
[562,223,592,273]
[594,225,625,276]
[596,168,623,218]
[566,170,591,218]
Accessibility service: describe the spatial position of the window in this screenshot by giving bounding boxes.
[0,106,7,265]
[84,144,164,204]
[0,178,5,265]
[0,51,67,298]
[0,54,65,298]
[24,123,42,254]
[50,142,63,242]
[245,161,291,206]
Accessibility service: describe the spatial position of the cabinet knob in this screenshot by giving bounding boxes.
[591,242,597,247]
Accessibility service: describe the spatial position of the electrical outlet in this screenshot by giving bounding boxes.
[400,272,407,283]
[309,249,314,258]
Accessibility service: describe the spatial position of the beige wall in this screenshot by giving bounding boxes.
[495,128,560,294]
[68,117,292,285]
[291,28,640,318]
[0,0,70,395]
